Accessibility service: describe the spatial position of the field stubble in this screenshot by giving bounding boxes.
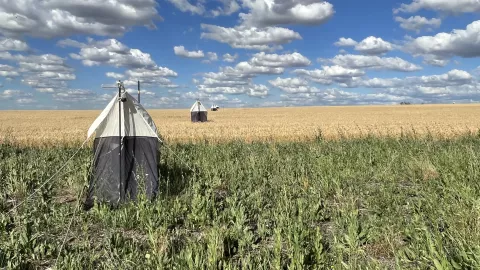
[1,104,480,146]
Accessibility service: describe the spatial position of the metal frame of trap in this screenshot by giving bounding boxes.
[101,80,142,201]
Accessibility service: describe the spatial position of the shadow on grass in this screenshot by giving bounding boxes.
[158,160,193,197]
[82,160,193,211]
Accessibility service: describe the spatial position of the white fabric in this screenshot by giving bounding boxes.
[87,92,158,139]
[190,101,207,112]
[87,95,116,139]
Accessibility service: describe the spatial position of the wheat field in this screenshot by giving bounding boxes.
[1,104,480,145]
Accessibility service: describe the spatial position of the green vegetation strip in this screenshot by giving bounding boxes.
[1,136,480,269]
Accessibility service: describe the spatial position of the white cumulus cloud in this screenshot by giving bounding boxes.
[328,54,422,72]
[249,52,311,67]
[0,0,161,38]
[403,20,480,65]
[223,53,239,62]
[334,37,358,47]
[269,77,319,93]
[200,24,302,51]
[394,0,480,14]
[68,39,156,68]
[395,16,441,32]
[294,65,365,86]
[106,72,124,79]
[0,38,29,51]
[0,52,75,92]
[239,0,334,27]
[354,36,394,55]
[174,45,205,58]
[167,0,205,15]
[202,52,219,63]
[211,0,241,17]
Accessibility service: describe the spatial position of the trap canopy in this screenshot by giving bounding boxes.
[85,90,159,207]
[190,100,208,122]
[211,104,219,111]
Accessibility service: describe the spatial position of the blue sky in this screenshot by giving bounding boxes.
[0,0,480,109]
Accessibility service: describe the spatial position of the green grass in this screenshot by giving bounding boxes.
[1,135,480,269]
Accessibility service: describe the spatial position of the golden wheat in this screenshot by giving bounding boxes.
[1,104,480,146]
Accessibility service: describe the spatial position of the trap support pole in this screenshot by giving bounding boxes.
[118,81,122,203]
